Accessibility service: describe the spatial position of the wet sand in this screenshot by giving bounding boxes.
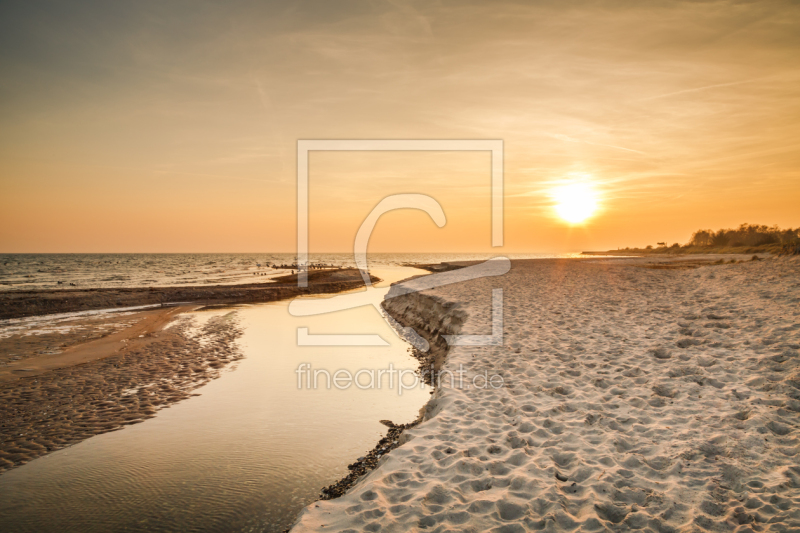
[0,268,375,474]
[0,306,187,381]
[292,255,800,532]
[0,307,243,472]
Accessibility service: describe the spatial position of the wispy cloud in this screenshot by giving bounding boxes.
[153,170,270,184]
[638,78,766,101]
[549,133,647,155]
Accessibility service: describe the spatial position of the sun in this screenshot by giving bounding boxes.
[552,182,599,224]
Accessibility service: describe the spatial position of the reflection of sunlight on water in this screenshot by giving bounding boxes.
[0,266,431,533]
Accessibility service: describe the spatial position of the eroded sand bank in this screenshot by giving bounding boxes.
[292,256,800,532]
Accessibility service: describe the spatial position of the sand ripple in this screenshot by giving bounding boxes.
[0,312,243,472]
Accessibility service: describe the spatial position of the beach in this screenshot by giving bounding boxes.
[2,255,799,531]
[291,255,800,532]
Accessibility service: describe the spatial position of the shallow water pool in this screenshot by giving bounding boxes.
[0,267,430,532]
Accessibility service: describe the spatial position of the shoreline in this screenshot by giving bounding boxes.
[0,268,376,320]
[315,288,466,501]
[290,254,800,532]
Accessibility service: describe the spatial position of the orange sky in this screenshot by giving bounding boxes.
[1,0,799,253]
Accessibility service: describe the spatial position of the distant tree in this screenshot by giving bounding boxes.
[645,245,653,250]
[686,224,799,248]
[688,229,714,247]
[656,242,666,247]
[711,230,730,246]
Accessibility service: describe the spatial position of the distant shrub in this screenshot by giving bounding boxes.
[781,239,800,255]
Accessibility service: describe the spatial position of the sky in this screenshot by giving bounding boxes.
[1,0,799,253]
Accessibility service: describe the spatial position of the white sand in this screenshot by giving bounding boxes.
[291,256,800,532]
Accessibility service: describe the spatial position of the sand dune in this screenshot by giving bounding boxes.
[291,256,800,532]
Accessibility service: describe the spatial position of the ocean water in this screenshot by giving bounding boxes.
[0,253,584,291]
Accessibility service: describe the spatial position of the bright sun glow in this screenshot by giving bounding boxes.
[552,182,599,224]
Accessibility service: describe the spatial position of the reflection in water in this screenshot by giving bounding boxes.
[0,267,430,532]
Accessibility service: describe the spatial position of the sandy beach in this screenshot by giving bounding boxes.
[291,256,800,532]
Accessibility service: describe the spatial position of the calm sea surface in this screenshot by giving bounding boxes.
[0,253,583,291]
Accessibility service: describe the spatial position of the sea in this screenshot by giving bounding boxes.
[0,253,585,291]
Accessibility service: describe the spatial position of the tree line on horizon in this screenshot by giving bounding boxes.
[687,223,799,248]
[621,223,800,254]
